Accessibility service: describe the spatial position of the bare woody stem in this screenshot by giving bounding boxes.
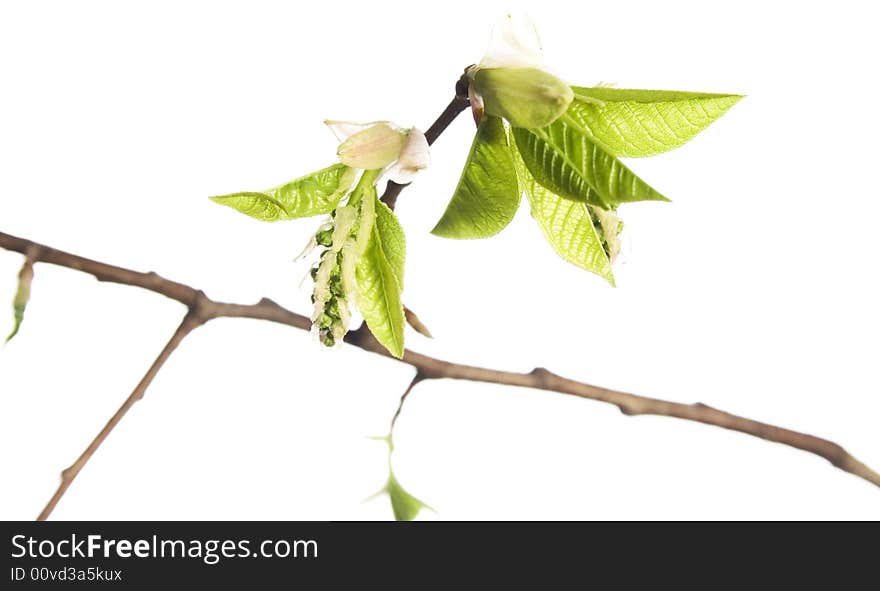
[1,79,878,520]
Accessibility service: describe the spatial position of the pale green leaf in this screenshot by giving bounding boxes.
[432,115,521,239]
[6,259,34,343]
[512,119,668,209]
[569,87,743,157]
[210,163,356,222]
[386,471,431,521]
[6,305,25,343]
[375,199,405,288]
[356,192,406,358]
[512,145,616,285]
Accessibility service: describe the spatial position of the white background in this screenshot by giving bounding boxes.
[1,0,878,520]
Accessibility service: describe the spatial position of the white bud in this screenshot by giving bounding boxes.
[386,128,430,184]
[334,122,408,170]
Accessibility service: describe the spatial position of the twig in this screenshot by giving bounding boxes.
[390,373,426,433]
[379,74,470,211]
[35,309,205,520]
[3,228,878,521]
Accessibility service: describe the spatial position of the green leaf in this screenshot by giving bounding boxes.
[210,163,356,222]
[512,145,616,285]
[569,87,743,157]
[6,259,34,343]
[356,192,406,358]
[512,118,668,209]
[431,115,521,239]
[386,471,431,521]
[375,199,405,288]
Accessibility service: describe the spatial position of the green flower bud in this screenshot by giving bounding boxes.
[329,275,344,297]
[320,329,336,347]
[336,122,408,170]
[472,67,573,129]
[325,297,340,318]
[315,229,333,247]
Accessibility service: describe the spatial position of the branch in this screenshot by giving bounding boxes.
[3,228,878,522]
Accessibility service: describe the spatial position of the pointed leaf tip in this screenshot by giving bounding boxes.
[6,259,34,344]
[211,164,356,222]
[386,472,432,521]
[567,87,744,157]
[513,117,668,209]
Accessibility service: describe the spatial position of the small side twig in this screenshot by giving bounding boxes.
[35,308,206,521]
[390,373,426,433]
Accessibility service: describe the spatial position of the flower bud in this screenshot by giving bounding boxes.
[472,66,573,129]
[335,122,408,170]
[386,128,430,184]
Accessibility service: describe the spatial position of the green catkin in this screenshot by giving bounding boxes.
[311,202,370,348]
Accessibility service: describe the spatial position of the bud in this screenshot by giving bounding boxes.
[335,122,408,170]
[472,66,573,129]
[386,128,430,184]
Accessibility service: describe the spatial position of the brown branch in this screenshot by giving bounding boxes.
[3,229,879,522]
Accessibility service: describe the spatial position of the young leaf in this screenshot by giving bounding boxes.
[431,115,521,239]
[375,199,405,288]
[569,87,743,158]
[210,163,356,222]
[386,471,432,521]
[366,437,433,521]
[512,146,616,285]
[356,193,406,358]
[512,119,668,209]
[6,258,34,343]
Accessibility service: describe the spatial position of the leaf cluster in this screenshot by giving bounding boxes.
[209,87,740,358]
